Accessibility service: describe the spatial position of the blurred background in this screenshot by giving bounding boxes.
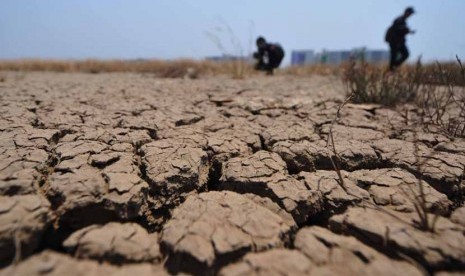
[0,0,464,65]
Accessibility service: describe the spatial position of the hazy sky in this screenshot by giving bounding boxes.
[1,0,464,64]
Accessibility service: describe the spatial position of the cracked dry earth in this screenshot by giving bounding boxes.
[1,72,464,276]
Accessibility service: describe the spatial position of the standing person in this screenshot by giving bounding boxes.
[385,7,416,71]
[253,36,285,75]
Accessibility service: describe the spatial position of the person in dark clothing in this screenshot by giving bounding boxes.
[385,7,416,71]
[253,36,285,75]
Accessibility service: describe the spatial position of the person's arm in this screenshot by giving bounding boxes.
[257,45,266,58]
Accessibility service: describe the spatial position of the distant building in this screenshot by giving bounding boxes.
[291,50,315,65]
[315,50,352,65]
[291,48,389,65]
[363,49,390,63]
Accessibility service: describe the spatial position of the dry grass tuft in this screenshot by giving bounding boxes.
[0,59,234,78]
[416,56,465,137]
[282,64,341,77]
[0,59,264,79]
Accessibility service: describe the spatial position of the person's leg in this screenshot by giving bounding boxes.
[397,43,409,66]
[389,43,398,71]
[263,63,274,75]
[267,52,284,75]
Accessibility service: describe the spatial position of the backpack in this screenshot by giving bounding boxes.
[385,26,394,43]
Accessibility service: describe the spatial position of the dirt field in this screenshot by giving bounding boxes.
[0,72,464,275]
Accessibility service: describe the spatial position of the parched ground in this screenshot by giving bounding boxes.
[0,72,464,276]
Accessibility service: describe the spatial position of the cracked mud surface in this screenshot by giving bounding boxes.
[0,72,464,275]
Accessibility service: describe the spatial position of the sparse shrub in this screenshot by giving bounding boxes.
[343,58,422,106]
[343,55,465,137]
[416,56,465,137]
[418,61,465,86]
[337,57,465,233]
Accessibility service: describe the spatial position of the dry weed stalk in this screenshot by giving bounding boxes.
[325,93,354,191]
[205,20,254,79]
[411,132,440,232]
[324,97,418,234]
[389,130,441,232]
[13,222,22,264]
[327,94,439,233]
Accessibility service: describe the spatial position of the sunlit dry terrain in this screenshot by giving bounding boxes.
[0,71,464,275]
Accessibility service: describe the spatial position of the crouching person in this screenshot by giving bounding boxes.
[253,36,285,75]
